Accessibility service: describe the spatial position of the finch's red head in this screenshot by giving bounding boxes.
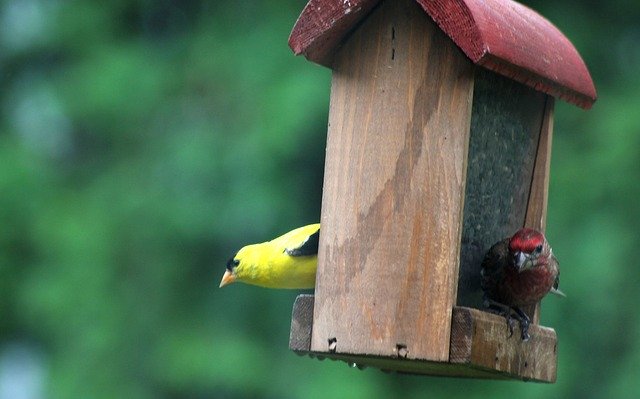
[509,228,545,254]
[508,228,548,272]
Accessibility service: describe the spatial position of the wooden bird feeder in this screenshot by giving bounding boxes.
[287,0,596,382]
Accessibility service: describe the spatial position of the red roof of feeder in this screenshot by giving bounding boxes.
[289,0,597,109]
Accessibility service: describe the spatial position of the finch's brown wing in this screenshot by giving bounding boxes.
[550,254,566,297]
[553,258,560,291]
[480,237,510,298]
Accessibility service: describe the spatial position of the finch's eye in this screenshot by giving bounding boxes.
[226,257,240,270]
[535,244,543,253]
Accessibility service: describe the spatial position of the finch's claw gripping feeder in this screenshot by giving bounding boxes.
[287,0,595,382]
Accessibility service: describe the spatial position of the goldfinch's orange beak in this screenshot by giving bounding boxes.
[219,270,236,288]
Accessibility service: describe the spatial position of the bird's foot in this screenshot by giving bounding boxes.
[505,313,519,338]
[513,307,531,341]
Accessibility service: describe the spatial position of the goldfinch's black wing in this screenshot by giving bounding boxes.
[285,228,319,257]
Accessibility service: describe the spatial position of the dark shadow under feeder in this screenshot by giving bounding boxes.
[286,0,595,382]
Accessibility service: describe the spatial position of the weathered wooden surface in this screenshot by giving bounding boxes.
[289,294,315,352]
[289,0,596,108]
[457,69,546,309]
[290,296,557,382]
[525,97,554,233]
[416,0,596,109]
[288,0,378,67]
[524,96,555,325]
[450,307,557,382]
[312,0,474,362]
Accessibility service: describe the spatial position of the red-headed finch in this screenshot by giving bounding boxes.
[480,228,563,340]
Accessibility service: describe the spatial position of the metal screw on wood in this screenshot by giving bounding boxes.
[328,337,337,353]
[396,344,408,358]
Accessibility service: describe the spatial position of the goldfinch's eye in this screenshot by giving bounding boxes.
[226,257,240,270]
[535,244,543,253]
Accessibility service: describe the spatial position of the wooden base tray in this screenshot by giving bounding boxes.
[289,295,557,382]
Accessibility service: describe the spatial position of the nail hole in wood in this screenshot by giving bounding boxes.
[328,337,337,353]
[396,344,408,358]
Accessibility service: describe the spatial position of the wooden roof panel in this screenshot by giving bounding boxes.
[289,0,596,109]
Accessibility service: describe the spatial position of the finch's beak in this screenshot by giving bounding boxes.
[514,251,532,272]
[219,270,236,288]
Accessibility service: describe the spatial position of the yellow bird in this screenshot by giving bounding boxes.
[219,223,320,289]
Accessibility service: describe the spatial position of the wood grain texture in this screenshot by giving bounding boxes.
[288,0,379,66]
[289,0,596,108]
[524,96,555,325]
[311,0,474,362]
[416,0,596,109]
[289,294,314,352]
[525,96,554,233]
[450,307,557,382]
[457,69,546,309]
[290,296,557,382]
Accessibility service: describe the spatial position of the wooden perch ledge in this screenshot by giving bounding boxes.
[289,295,557,382]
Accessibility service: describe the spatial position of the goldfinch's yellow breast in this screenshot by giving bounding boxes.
[224,224,320,289]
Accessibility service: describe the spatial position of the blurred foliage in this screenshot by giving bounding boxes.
[0,0,637,398]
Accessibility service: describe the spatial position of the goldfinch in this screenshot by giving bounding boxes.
[219,223,320,289]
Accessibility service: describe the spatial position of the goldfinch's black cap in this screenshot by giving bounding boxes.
[226,257,239,271]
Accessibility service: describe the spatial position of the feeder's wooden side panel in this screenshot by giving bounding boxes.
[524,96,555,325]
[525,96,554,233]
[312,0,474,362]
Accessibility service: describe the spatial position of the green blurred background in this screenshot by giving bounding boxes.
[0,0,637,398]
